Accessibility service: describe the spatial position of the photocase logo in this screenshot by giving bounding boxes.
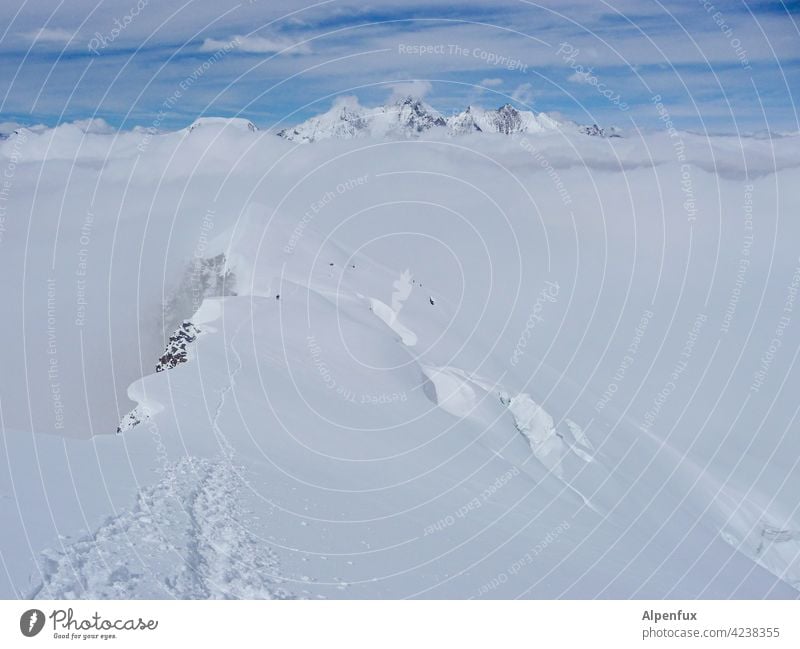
[20,609,45,637]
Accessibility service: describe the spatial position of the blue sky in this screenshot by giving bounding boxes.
[0,0,797,133]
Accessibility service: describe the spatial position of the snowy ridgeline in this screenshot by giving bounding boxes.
[2,97,616,145]
[0,119,799,598]
[275,95,619,142]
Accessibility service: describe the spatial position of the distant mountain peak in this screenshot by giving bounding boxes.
[277,97,617,142]
[277,95,447,142]
[395,94,420,106]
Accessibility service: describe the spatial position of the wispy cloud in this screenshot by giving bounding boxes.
[387,79,433,100]
[200,34,311,55]
[481,78,503,87]
[567,71,591,85]
[511,82,533,104]
[22,27,74,44]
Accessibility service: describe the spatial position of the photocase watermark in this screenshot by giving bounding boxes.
[651,95,697,222]
[188,207,217,311]
[750,257,800,393]
[511,133,573,206]
[510,280,560,366]
[20,609,45,637]
[41,607,158,641]
[88,0,148,55]
[698,1,753,71]
[720,183,754,335]
[640,312,707,433]
[137,36,241,152]
[557,42,629,111]
[306,334,404,405]
[476,520,571,596]
[284,174,369,253]
[398,43,528,72]
[423,467,520,536]
[596,308,654,412]
[46,278,64,430]
[0,127,29,246]
[678,164,697,223]
[359,392,407,404]
[74,210,94,327]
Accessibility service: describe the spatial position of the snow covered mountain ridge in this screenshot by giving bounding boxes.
[1,115,799,600]
[276,95,617,142]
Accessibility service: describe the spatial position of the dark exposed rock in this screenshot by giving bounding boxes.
[116,408,143,434]
[394,96,447,132]
[156,321,201,372]
[579,123,623,138]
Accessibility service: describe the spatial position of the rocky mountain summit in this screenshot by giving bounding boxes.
[278,96,618,142]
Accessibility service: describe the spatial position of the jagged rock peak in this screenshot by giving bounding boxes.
[392,95,447,130]
[277,95,446,142]
[579,123,622,138]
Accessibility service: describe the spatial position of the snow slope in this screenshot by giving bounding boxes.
[447,104,563,136]
[0,120,799,598]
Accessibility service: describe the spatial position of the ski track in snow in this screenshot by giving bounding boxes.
[210,314,246,460]
[29,456,292,599]
[31,316,293,600]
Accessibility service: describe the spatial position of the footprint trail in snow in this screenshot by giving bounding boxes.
[30,457,292,600]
